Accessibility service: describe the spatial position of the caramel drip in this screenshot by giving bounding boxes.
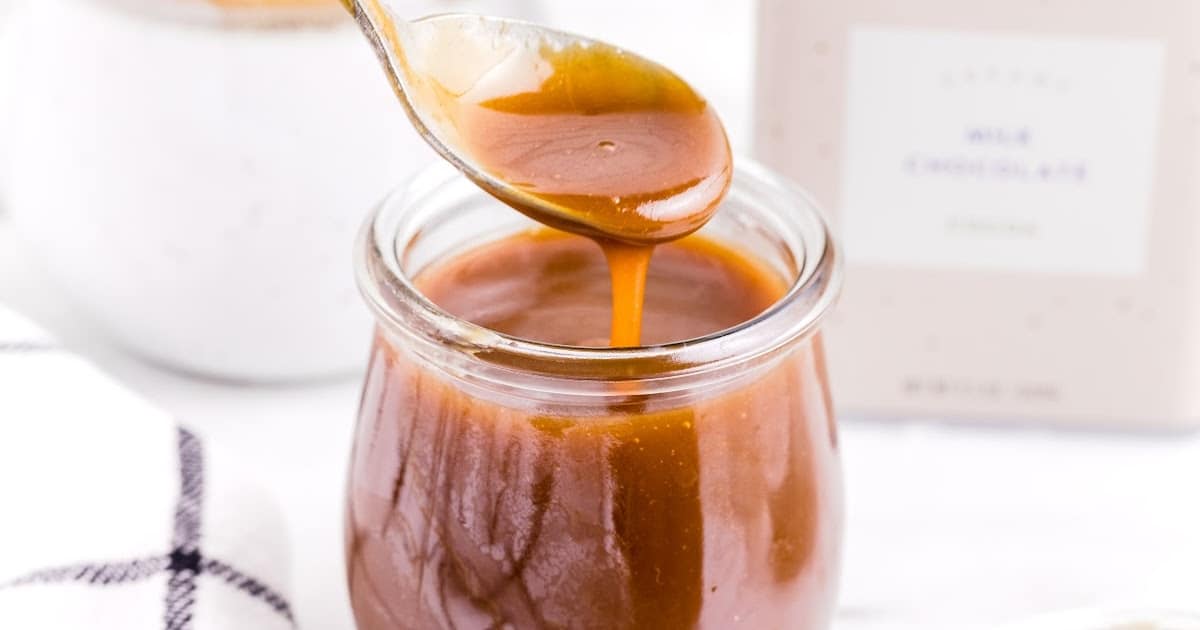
[601,242,653,347]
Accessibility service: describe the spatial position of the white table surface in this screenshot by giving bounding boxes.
[5,217,1200,630]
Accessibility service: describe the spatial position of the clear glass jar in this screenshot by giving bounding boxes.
[1,0,540,381]
[346,159,844,629]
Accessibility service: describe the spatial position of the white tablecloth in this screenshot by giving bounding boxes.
[0,308,296,629]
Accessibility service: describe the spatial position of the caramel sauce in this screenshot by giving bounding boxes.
[461,43,732,247]
[347,232,842,629]
[415,230,784,347]
[454,42,732,346]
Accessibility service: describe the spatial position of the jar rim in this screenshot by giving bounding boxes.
[357,158,842,385]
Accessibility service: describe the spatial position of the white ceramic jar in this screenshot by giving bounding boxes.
[756,0,1200,428]
[3,0,539,382]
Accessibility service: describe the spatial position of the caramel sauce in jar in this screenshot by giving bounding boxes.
[348,227,842,630]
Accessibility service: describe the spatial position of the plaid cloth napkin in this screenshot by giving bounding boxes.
[0,306,296,629]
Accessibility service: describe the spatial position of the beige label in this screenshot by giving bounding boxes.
[841,26,1164,276]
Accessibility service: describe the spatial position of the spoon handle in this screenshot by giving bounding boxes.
[334,0,462,188]
[338,0,409,105]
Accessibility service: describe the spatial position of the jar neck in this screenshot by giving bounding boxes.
[358,159,841,405]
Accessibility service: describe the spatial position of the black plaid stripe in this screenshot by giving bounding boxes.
[0,427,296,628]
[201,559,295,625]
[172,429,204,554]
[163,428,205,630]
[164,568,199,630]
[3,556,169,588]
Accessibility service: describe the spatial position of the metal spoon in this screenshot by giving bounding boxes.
[337,0,732,245]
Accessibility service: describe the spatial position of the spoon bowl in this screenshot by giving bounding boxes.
[340,0,732,245]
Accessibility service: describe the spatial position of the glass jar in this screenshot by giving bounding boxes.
[346,159,844,629]
[0,0,539,381]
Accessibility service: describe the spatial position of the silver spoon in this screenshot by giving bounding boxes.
[338,0,731,244]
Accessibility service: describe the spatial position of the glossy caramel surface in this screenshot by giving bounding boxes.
[451,41,733,347]
[416,230,785,347]
[458,42,732,247]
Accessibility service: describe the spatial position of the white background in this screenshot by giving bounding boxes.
[3,2,1200,629]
